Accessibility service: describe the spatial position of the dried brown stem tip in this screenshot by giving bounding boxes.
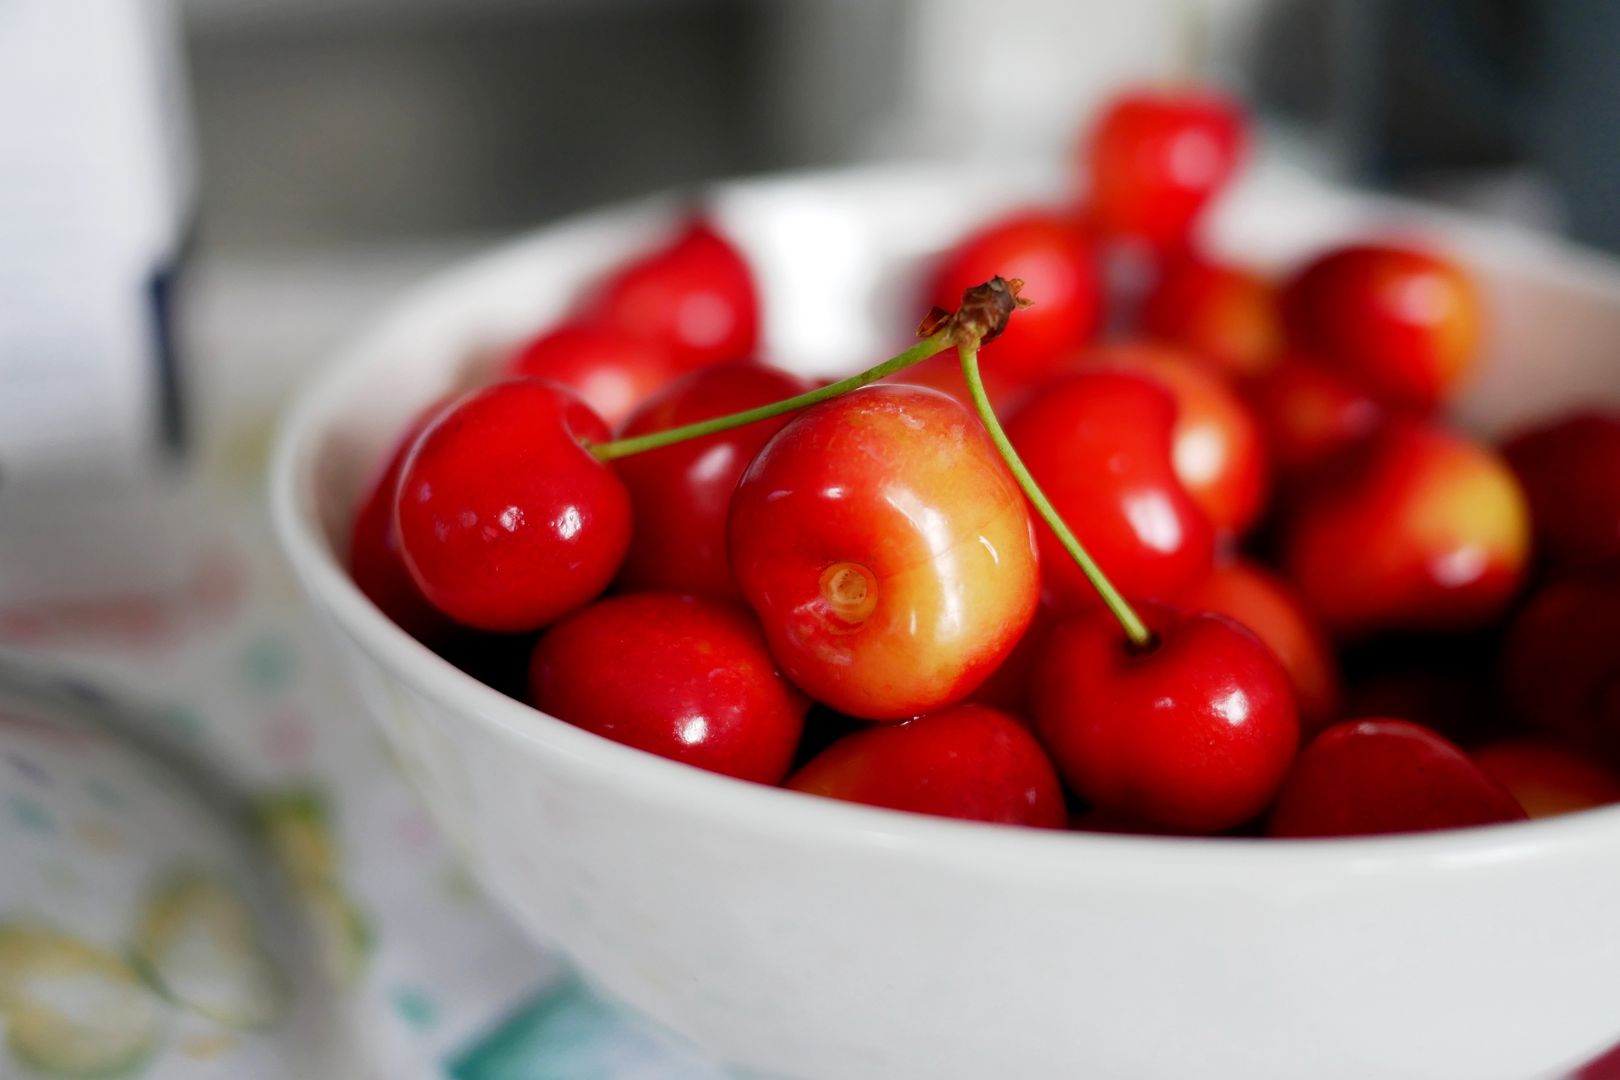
[915,276,1031,346]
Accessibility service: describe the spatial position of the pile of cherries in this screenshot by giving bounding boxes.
[348,85,1620,839]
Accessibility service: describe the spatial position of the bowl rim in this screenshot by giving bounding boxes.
[268,161,1620,881]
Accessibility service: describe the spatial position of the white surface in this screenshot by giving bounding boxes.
[271,161,1620,1080]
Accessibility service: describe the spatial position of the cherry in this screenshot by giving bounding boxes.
[1280,419,1529,637]
[1031,602,1299,834]
[395,380,631,632]
[1138,256,1280,378]
[1280,243,1482,410]
[1501,411,1620,569]
[347,404,456,643]
[529,593,805,783]
[613,362,812,598]
[1004,370,1215,611]
[1083,87,1246,252]
[1182,558,1341,734]
[728,383,1039,721]
[1243,352,1385,478]
[786,704,1066,828]
[1078,341,1271,536]
[1471,737,1620,820]
[1267,719,1526,838]
[1501,567,1620,750]
[583,218,759,371]
[501,322,680,429]
[923,210,1101,384]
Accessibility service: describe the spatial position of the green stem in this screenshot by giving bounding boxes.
[589,331,955,461]
[957,342,1155,650]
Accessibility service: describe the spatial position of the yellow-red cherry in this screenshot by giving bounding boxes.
[729,384,1039,721]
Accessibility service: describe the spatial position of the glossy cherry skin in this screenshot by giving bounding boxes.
[1501,411,1620,569]
[1472,737,1620,820]
[787,704,1066,827]
[729,384,1039,721]
[1243,352,1385,478]
[1079,342,1271,536]
[583,218,759,371]
[348,405,456,643]
[1031,602,1299,834]
[1501,567,1620,750]
[529,593,806,783]
[1083,88,1246,251]
[501,322,680,429]
[1183,558,1341,734]
[614,362,812,598]
[1267,719,1526,838]
[1005,371,1215,611]
[924,209,1102,384]
[1280,243,1482,410]
[1280,420,1530,637]
[1138,256,1281,378]
[396,380,631,632]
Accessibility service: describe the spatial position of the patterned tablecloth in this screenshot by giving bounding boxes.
[0,252,731,1079]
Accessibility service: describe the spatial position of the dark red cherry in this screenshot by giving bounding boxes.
[396,380,631,633]
[614,362,812,598]
[1267,719,1526,838]
[924,209,1102,384]
[584,219,759,371]
[1501,411,1620,569]
[1031,602,1299,834]
[1083,88,1246,251]
[502,322,680,428]
[1005,370,1216,611]
[529,592,806,784]
[787,704,1066,828]
[348,404,456,642]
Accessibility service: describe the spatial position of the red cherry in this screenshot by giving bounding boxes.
[584,219,759,371]
[348,405,456,643]
[1501,568,1620,749]
[1472,737,1620,820]
[1182,558,1341,734]
[1281,243,1482,410]
[1138,256,1281,378]
[729,384,1039,721]
[614,362,812,598]
[787,704,1066,828]
[501,322,680,429]
[1004,370,1215,611]
[1083,88,1246,251]
[1079,342,1271,536]
[924,210,1102,384]
[1501,411,1620,569]
[1280,419,1529,637]
[1031,602,1299,834]
[1244,352,1385,478]
[529,593,805,783]
[396,380,631,632]
[1267,719,1526,838]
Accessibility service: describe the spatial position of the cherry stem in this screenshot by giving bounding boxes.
[956,341,1155,650]
[588,330,955,461]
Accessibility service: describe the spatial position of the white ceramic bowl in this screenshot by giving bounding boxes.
[270,162,1620,1080]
